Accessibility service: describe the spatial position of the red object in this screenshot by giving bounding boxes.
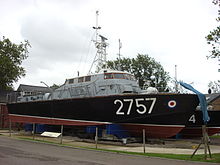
[0,104,9,128]
[180,127,220,137]
[121,123,184,138]
[9,114,108,126]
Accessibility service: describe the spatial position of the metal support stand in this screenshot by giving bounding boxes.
[32,123,35,140]
[191,125,212,160]
[60,125,63,144]
[143,129,146,153]
[95,127,98,149]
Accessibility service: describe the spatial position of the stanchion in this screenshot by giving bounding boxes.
[32,123,35,140]
[60,125,63,144]
[202,125,212,159]
[143,129,146,153]
[9,119,12,137]
[95,127,98,149]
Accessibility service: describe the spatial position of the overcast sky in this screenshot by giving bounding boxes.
[0,0,219,93]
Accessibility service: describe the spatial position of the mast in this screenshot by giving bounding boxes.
[89,11,109,73]
[93,11,101,43]
[175,65,178,92]
[117,39,122,70]
[118,39,122,60]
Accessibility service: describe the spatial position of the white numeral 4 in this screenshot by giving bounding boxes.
[189,114,196,123]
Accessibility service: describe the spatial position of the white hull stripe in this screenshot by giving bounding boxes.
[9,114,111,124]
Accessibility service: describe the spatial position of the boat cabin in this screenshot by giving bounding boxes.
[52,69,141,99]
[65,71,136,85]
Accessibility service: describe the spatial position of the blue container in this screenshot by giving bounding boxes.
[106,124,129,139]
[24,123,47,133]
[36,124,46,133]
[24,123,33,132]
[86,126,102,136]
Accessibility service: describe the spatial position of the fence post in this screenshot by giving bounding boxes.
[202,125,208,160]
[143,129,146,153]
[32,123,35,140]
[191,125,212,159]
[9,119,12,137]
[0,107,2,129]
[60,125,63,144]
[95,127,98,149]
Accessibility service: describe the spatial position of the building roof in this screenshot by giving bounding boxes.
[17,84,51,93]
[205,93,220,104]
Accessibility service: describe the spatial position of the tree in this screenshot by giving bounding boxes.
[106,54,170,91]
[0,36,30,90]
[50,84,61,90]
[206,0,220,58]
[208,80,220,93]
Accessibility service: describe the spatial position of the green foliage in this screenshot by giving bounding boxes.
[50,84,61,90]
[206,0,220,58]
[0,37,30,90]
[106,54,170,91]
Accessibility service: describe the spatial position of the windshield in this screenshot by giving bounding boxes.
[104,73,136,81]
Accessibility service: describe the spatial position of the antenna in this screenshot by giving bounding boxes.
[118,39,122,60]
[89,11,109,73]
[92,11,101,42]
[117,39,122,70]
[175,65,178,92]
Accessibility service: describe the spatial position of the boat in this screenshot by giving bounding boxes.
[7,11,199,138]
[180,94,220,137]
[180,93,220,138]
[180,110,220,137]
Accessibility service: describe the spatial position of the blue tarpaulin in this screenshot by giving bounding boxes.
[179,82,210,124]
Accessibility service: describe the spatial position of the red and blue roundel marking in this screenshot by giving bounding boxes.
[168,100,176,108]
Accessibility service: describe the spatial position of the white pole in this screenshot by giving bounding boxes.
[32,123,35,140]
[60,125,63,144]
[95,127,98,149]
[175,65,178,92]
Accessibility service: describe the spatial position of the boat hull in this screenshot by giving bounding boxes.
[121,123,184,138]
[7,93,199,138]
[180,110,220,137]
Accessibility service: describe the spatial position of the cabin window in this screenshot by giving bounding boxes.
[104,73,114,79]
[85,76,91,82]
[78,77,84,83]
[114,73,124,79]
[69,79,74,84]
[104,73,136,80]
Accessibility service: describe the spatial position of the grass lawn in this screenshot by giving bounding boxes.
[211,135,220,139]
[17,136,220,163]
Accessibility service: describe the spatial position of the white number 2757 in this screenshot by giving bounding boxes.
[114,98,156,115]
